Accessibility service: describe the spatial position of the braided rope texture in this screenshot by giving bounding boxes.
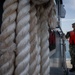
[0,0,57,75]
[36,33,41,75]
[15,0,30,75]
[48,2,57,29]
[0,0,17,75]
[36,23,41,75]
[35,1,53,74]
[38,1,56,74]
[29,4,40,75]
[40,21,50,75]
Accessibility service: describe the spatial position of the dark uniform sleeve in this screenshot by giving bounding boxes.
[65,32,70,39]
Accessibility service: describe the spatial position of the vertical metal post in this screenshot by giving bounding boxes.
[58,0,61,28]
[58,0,63,68]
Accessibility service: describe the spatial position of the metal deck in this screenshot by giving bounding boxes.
[50,67,64,75]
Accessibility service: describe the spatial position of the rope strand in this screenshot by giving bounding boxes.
[15,0,30,75]
[0,0,17,75]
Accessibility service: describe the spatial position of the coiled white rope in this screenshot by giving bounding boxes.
[0,52,15,75]
[36,23,41,75]
[0,0,17,75]
[39,1,56,75]
[48,4,57,29]
[36,36,41,75]
[36,4,51,75]
[15,0,30,75]
[40,21,50,75]
[29,5,40,75]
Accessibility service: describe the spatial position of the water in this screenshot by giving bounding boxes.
[65,40,71,59]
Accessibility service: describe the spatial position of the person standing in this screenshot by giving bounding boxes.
[65,23,75,72]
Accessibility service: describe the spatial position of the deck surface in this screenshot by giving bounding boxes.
[50,67,64,75]
[50,60,75,75]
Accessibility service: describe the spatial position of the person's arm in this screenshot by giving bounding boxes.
[65,32,70,39]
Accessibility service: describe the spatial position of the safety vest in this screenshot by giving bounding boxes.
[69,31,75,44]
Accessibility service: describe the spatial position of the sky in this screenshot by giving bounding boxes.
[61,0,75,34]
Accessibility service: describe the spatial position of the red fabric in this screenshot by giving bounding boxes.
[49,31,55,45]
[69,31,75,44]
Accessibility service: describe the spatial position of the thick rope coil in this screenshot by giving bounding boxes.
[0,52,15,75]
[48,4,57,29]
[0,0,17,75]
[31,0,49,5]
[36,24,41,75]
[36,2,53,75]
[15,0,30,75]
[38,3,56,74]
[40,21,50,75]
[34,8,41,75]
[36,4,51,75]
[29,5,40,75]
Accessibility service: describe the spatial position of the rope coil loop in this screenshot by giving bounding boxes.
[0,0,17,75]
[15,0,30,75]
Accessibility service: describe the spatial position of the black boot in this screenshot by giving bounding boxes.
[69,65,75,72]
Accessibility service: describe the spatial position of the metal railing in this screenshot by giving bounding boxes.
[60,34,68,75]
